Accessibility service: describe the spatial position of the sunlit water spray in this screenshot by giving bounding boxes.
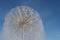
[3,6,45,40]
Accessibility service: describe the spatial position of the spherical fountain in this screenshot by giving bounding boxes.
[3,6,44,40]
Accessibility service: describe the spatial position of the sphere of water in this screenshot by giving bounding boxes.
[3,6,44,40]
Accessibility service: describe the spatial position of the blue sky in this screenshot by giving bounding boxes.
[0,0,60,40]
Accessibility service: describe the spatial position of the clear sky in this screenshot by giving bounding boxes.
[0,0,60,40]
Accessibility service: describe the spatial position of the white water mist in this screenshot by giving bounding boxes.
[3,6,44,40]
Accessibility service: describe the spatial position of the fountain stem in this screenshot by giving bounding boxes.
[22,26,24,40]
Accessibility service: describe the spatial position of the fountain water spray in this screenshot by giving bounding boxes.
[3,6,44,40]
